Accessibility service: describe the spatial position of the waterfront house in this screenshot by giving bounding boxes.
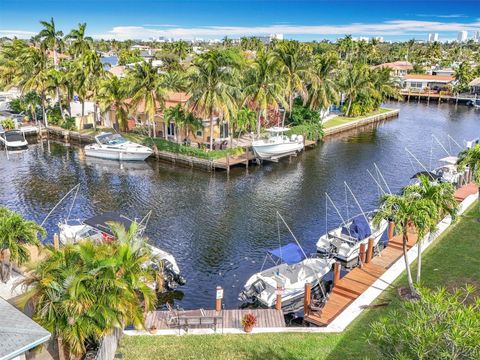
[432,68,456,77]
[373,61,413,80]
[469,77,480,95]
[0,297,50,360]
[402,74,455,93]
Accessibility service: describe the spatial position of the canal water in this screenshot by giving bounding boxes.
[0,101,478,309]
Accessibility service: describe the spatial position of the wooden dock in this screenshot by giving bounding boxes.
[213,151,256,171]
[305,182,478,327]
[145,308,285,331]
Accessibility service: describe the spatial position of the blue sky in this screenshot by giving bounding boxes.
[1,0,479,42]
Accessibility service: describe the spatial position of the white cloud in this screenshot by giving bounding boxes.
[0,29,36,38]
[91,19,480,40]
[416,14,467,18]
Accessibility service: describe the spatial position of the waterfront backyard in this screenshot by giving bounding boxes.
[117,201,480,359]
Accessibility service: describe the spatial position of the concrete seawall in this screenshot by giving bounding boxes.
[323,109,400,137]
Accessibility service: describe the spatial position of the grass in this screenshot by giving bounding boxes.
[117,202,480,360]
[323,108,393,129]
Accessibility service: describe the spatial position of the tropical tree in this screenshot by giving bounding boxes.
[0,208,45,282]
[231,107,256,139]
[243,49,286,134]
[65,22,93,59]
[18,223,158,358]
[128,61,186,138]
[340,63,371,116]
[403,177,458,283]
[337,35,355,61]
[307,53,339,113]
[97,75,131,131]
[170,40,190,60]
[273,41,311,117]
[164,104,201,142]
[457,144,480,184]
[374,186,439,294]
[188,50,238,149]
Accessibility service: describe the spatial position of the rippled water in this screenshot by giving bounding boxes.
[0,101,478,309]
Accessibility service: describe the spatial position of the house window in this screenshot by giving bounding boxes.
[196,129,203,138]
[167,122,175,137]
[409,82,423,89]
[219,123,229,139]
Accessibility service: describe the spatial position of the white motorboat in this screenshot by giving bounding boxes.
[84,132,153,161]
[252,127,304,160]
[239,243,335,312]
[432,156,464,184]
[0,126,28,149]
[58,211,186,290]
[316,212,388,268]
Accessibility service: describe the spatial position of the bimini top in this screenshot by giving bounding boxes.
[83,212,141,236]
[439,156,458,165]
[268,243,306,265]
[342,215,371,241]
[411,171,442,180]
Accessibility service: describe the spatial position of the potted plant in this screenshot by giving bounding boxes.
[241,313,257,333]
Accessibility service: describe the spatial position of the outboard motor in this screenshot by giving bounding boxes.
[239,279,266,302]
[162,260,186,290]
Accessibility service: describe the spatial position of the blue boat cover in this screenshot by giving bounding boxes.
[341,215,372,241]
[268,243,306,265]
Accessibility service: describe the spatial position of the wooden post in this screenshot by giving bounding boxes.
[215,286,223,312]
[359,243,366,267]
[388,221,395,241]
[226,154,230,174]
[366,238,374,263]
[333,262,341,287]
[53,233,59,250]
[303,283,312,316]
[275,284,282,311]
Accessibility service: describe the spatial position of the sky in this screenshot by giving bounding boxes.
[1,0,479,42]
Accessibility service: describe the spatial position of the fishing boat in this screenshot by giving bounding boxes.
[58,211,186,290]
[239,243,334,312]
[316,212,388,268]
[84,132,153,161]
[252,127,304,161]
[0,126,28,150]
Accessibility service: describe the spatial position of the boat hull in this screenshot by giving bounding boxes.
[252,141,304,160]
[85,145,152,161]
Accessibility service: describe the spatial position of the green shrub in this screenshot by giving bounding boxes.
[287,122,324,141]
[144,138,244,160]
[289,98,321,125]
[0,118,15,130]
[60,117,76,130]
[368,286,480,360]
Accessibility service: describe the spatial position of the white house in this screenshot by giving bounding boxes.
[403,74,455,92]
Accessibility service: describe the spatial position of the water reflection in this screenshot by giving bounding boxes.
[0,101,478,309]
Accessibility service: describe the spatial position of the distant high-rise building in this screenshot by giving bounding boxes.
[457,31,468,42]
[473,31,480,42]
[428,33,439,42]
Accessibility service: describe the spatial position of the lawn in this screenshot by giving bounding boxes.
[323,108,393,129]
[117,202,480,360]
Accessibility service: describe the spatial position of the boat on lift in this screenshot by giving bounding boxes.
[58,211,186,290]
[0,125,28,150]
[252,127,304,161]
[239,243,334,312]
[84,132,153,161]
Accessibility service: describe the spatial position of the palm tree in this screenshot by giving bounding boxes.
[0,208,45,282]
[232,107,256,140]
[457,144,480,184]
[340,63,371,116]
[243,49,286,135]
[164,104,202,142]
[307,53,339,113]
[97,75,131,132]
[337,35,355,61]
[23,91,41,123]
[188,50,238,149]
[273,41,311,118]
[65,22,93,59]
[127,61,185,138]
[18,224,157,358]
[374,190,438,294]
[403,176,458,283]
[171,40,190,60]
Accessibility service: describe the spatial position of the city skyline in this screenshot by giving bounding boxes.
[0,0,479,42]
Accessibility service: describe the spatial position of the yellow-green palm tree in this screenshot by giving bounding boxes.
[97,75,131,132]
[65,22,93,59]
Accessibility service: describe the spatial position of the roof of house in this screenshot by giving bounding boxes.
[0,298,50,360]
[373,61,413,71]
[109,65,126,77]
[404,74,454,82]
[469,77,480,86]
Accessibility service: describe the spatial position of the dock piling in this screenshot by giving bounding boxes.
[275,284,283,310]
[304,283,312,316]
[359,243,366,267]
[333,262,341,287]
[366,238,374,263]
[215,286,223,312]
[53,233,59,250]
[388,221,395,241]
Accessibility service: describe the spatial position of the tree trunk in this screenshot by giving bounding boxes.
[402,229,415,293]
[152,115,156,138]
[57,87,65,121]
[209,111,214,150]
[41,93,48,128]
[81,101,85,117]
[288,94,293,121]
[346,98,353,117]
[256,110,262,136]
[93,103,97,131]
[416,238,422,284]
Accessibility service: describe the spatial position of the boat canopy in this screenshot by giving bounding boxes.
[439,156,458,165]
[341,215,371,241]
[266,127,290,133]
[83,212,141,236]
[268,243,306,265]
[4,130,25,142]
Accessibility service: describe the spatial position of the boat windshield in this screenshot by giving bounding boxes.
[98,133,127,145]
